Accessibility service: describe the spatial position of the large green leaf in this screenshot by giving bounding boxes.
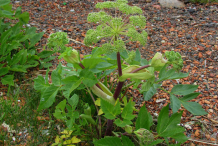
[101,99,121,120]
[135,105,153,130]
[0,67,9,76]
[143,84,161,101]
[171,84,198,95]
[37,85,60,111]
[51,70,61,86]
[121,135,135,146]
[53,99,67,120]
[180,93,200,102]
[157,104,187,142]
[82,58,104,69]
[148,139,164,146]
[62,78,83,98]
[181,101,207,115]
[37,50,54,58]
[18,12,29,24]
[80,69,98,87]
[0,0,10,6]
[67,94,79,111]
[34,75,50,91]
[94,137,122,146]
[157,66,188,82]
[170,94,181,113]
[114,119,132,127]
[121,101,135,120]
[29,32,44,48]
[1,75,14,86]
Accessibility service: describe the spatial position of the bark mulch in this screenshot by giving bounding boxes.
[7,0,218,145]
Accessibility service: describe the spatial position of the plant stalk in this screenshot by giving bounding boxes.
[130,65,150,73]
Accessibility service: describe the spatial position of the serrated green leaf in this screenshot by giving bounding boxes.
[121,135,135,146]
[114,119,132,127]
[38,85,60,111]
[80,69,98,87]
[158,67,188,82]
[29,32,44,48]
[62,78,83,98]
[121,101,135,120]
[181,101,207,115]
[180,93,200,102]
[34,76,50,91]
[94,136,122,146]
[143,84,161,101]
[0,0,10,6]
[1,75,14,86]
[82,58,104,69]
[134,49,141,62]
[101,99,121,120]
[38,50,54,58]
[0,67,9,76]
[171,84,198,95]
[53,99,67,120]
[67,94,79,111]
[157,105,185,137]
[147,139,164,146]
[168,72,189,80]
[171,132,188,143]
[157,104,170,134]
[170,94,181,113]
[51,70,61,86]
[135,105,153,130]
[19,12,29,24]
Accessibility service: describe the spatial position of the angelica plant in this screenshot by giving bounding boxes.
[34,0,207,145]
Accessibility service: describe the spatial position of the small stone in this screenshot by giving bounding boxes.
[188,9,196,13]
[186,35,191,39]
[161,40,165,43]
[208,109,213,113]
[209,73,215,77]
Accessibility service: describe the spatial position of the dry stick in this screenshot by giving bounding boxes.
[188,138,218,145]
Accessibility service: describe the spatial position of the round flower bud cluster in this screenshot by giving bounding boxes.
[47,32,69,52]
[165,51,183,71]
[125,50,136,64]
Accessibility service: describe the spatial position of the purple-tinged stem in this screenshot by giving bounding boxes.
[79,62,85,69]
[104,119,113,136]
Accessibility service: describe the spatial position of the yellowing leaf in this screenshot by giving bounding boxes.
[95,98,101,106]
[52,136,60,146]
[61,130,69,134]
[98,109,104,115]
[71,136,81,143]
[63,140,72,144]
[61,135,67,139]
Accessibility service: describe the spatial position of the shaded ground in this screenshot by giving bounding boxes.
[8,0,218,145]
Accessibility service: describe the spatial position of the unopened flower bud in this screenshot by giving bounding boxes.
[91,82,115,105]
[125,125,133,134]
[134,128,154,145]
[150,52,168,71]
[59,48,80,64]
[119,65,153,82]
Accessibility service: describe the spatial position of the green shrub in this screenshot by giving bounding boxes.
[0,0,44,86]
